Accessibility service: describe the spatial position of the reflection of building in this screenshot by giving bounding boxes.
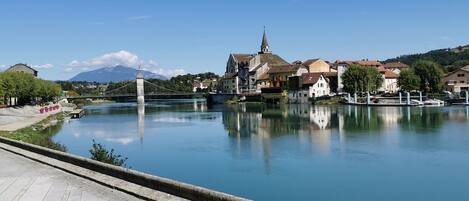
[377,107,402,128]
[443,66,469,93]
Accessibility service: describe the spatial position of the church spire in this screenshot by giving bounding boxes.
[260,26,271,54]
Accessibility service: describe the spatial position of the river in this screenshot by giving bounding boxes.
[51,100,469,201]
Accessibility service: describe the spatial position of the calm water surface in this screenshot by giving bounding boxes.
[52,100,469,201]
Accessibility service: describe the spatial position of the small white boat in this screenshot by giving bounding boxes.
[423,99,445,107]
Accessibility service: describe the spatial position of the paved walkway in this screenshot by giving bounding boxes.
[0,106,63,132]
[0,148,143,201]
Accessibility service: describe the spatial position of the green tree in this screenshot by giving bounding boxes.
[412,60,444,93]
[341,65,383,94]
[397,69,421,91]
[0,71,62,105]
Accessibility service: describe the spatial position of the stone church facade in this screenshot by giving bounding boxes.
[221,30,289,94]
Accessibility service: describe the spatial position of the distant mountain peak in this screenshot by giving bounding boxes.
[69,66,167,83]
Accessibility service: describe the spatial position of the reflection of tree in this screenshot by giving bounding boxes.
[342,107,384,133]
[398,108,445,133]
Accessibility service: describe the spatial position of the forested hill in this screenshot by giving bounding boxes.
[385,45,469,72]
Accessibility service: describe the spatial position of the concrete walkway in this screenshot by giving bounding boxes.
[0,148,143,201]
[0,106,63,132]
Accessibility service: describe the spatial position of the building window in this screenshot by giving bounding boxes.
[461,81,465,83]
[458,74,465,77]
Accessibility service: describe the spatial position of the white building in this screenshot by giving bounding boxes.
[381,70,399,93]
[289,73,330,103]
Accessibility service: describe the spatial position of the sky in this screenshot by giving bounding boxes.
[0,0,468,80]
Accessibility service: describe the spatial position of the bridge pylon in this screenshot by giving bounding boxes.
[136,66,145,105]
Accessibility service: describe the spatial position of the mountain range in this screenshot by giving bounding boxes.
[69,65,167,83]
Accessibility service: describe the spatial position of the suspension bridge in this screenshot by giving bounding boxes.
[66,75,206,101]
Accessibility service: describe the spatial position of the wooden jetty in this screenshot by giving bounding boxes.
[70,109,84,119]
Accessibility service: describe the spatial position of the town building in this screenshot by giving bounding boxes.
[268,62,308,88]
[289,73,330,103]
[335,60,402,93]
[381,70,399,92]
[221,30,289,94]
[302,59,334,73]
[5,63,38,77]
[443,65,469,93]
[336,60,378,93]
[193,78,217,92]
[383,62,409,74]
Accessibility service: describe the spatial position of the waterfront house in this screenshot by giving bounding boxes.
[383,62,409,74]
[336,60,383,93]
[335,60,402,93]
[221,30,289,94]
[289,73,330,103]
[268,62,308,89]
[5,63,38,77]
[443,65,469,93]
[381,70,400,93]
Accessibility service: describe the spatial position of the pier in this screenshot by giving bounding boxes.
[70,109,84,119]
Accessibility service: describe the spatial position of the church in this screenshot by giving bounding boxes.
[221,30,289,94]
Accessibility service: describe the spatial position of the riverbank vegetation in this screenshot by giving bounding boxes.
[0,112,67,151]
[397,60,444,93]
[313,96,344,105]
[0,71,62,105]
[89,140,128,167]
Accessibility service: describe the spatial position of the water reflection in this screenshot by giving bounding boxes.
[138,103,145,144]
[76,102,468,149]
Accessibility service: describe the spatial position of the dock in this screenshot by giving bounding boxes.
[70,109,84,119]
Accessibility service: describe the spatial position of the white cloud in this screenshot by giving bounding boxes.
[127,15,152,21]
[66,50,186,77]
[33,64,54,69]
[0,64,6,69]
[151,68,187,77]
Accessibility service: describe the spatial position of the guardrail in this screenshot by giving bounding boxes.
[0,137,250,201]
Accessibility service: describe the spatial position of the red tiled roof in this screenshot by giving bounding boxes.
[356,60,382,66]
[301,73,324,85]
[377,65,386,72]
[383,62,409,69]
[335,60,382,67]
[384,70,399,79]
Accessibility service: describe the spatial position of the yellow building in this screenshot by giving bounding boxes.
[303,59,334,73]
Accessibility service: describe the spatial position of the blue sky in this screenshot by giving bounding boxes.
[1,0,468,80]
